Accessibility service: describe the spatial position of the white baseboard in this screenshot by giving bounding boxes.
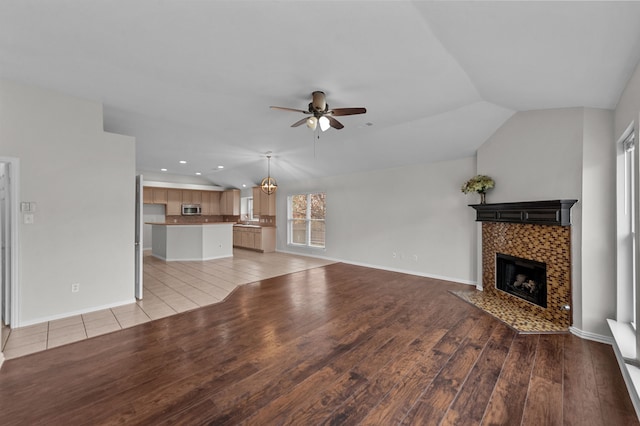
[16,298,137,329]
[569,326,613,344]
[276,249,477,286]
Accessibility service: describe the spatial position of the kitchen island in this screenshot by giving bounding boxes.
[149,222,234,261]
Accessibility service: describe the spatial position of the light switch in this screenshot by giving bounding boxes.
[24,214,34,224]
[29,202,37,212]
[21,202,30,212]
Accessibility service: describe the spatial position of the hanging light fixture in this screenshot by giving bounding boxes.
[260,152,277,195]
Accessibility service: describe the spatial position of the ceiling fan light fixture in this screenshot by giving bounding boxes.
[319,116,330,132]
[260,152,277,195]
[306,116,318,130]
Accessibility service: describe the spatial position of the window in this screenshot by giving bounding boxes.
[248,198,255,221]
[619,128,637,327]
[288,192,326,248]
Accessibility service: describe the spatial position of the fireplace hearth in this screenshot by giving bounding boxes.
[496,253,547,308]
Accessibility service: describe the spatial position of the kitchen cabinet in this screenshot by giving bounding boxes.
[240,230,254,248]
[201,191,221,216]
[143,187,153,204]
[152,188,168,204]
[252,186,276,216]
[182,190,202,205]
[144,185,222,215]
[201,191,211,215]
[220,190,240,216]
[233,225,275,252]
[143,187,168,204]
[167,189,182,215]
[209,191,221,215]
[191,190,202,205]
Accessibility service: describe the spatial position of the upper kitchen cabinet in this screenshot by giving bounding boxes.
[152,188,168,204]
[220,189,240,216]
[143,187,153,204]
[143,187,168,204]
[182,190,202,205]
[201,191,221,216]
[252,186,276,216]
[167,189,182,215]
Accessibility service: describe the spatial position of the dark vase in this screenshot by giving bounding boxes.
[479,192,486,204]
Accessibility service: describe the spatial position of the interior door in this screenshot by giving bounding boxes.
[135,174,143,299]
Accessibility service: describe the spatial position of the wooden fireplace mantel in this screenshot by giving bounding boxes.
[469,199,578,226]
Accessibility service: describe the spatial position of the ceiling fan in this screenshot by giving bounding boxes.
[270,91,367,131]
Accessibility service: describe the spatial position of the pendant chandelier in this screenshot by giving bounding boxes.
[260,152,277,195]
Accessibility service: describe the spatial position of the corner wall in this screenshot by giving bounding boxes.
[477,107,616,338]
[276,156,478,284]
[0,80,136,326]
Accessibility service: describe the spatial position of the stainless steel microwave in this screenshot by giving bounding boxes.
[181,204,202,215]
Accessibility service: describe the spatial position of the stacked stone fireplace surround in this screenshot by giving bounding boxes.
[482,222,572,330]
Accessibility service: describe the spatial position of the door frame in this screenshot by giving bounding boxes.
[135,174,143,300]
[0,157,20,328]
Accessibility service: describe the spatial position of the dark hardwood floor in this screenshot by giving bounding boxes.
[0,263,636,425]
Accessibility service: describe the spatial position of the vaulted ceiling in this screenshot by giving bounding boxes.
[2,1,640,188]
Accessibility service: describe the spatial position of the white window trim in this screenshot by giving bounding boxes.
[612,122,640,418]
[287,192,326,249]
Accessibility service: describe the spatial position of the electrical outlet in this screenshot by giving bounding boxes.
[392,252,397,258]
[413,255,418,262]
[71,283,80,293]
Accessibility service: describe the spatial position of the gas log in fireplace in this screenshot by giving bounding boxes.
[496,253,547,308]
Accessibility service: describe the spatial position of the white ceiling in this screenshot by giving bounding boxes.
[2,1,640,188]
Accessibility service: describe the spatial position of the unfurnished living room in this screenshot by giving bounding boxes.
[2,1,640,424]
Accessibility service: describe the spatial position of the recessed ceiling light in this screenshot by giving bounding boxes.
[161,168,167,172]
[179,160,187,164]
[217,165,224,169]
[195,172,202,176]
[242,184,246,188]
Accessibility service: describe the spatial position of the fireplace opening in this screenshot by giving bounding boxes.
[496,253,547,308]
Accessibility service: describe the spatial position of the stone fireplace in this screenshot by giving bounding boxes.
[460,200,577,332]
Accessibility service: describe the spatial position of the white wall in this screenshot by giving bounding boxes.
[477,107,617,337]
[277,156,478,284]
[0,80,136,326]
[615,59,640,140]
[581,108,616,337]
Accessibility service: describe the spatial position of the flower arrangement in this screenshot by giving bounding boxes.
[461,175,495,194]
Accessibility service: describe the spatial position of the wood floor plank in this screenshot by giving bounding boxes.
[521,334,564,426]
[0,261,635,425]
[589,340,640,426]
[481,333,540,425]
[400,313,499,424]
[440,322,515,425]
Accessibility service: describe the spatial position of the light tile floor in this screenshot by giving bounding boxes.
[2,249,334,359]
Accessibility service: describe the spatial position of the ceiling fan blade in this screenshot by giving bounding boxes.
[328,107,367,117]
[270,106,309,114]
[327,116,344,130]
[291,117,308,127]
